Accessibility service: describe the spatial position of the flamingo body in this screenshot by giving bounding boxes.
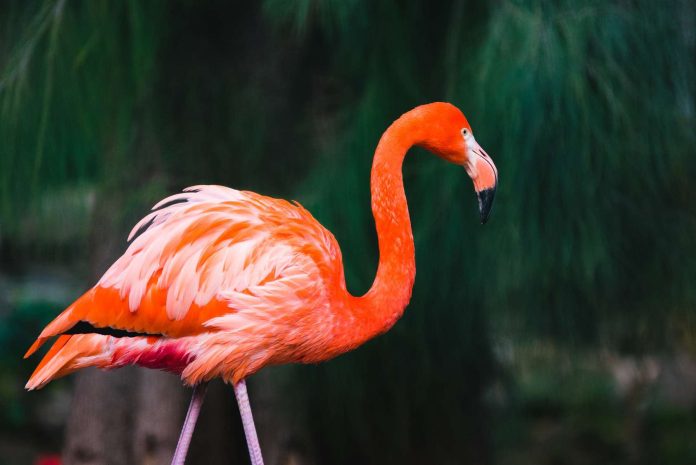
[25,186,371,387]
[25,102,497,394]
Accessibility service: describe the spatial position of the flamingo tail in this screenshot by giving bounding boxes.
[25,334,113,390]
[26,333,195,390]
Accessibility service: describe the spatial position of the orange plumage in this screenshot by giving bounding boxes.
[25,102,498,392]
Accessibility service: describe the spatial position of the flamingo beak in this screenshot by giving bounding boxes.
[477,183,496,224]
[464,143,498,224]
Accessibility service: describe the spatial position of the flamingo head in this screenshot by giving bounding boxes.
[416,102,498,224]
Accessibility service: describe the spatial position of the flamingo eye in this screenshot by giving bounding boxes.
[461,128,472,138]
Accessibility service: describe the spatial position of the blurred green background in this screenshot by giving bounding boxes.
[1,0,695,464]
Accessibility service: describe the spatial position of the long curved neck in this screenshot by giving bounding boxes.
[357,113,423,333]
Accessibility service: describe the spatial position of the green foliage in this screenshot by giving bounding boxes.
[0,0,164,235]
[468,0,696,345]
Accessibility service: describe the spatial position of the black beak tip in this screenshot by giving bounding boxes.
[477,187,496,224]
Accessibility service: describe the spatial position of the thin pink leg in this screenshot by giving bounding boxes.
[170,382,208,465]
[234,379,265,465]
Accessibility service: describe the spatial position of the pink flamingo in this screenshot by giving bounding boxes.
[25,102,498,464]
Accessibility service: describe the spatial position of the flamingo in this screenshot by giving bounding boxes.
[24,102,498,465]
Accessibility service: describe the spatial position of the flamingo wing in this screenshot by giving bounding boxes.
[25,186,343,373]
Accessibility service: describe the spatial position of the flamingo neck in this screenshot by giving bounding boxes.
[358,112,423,334]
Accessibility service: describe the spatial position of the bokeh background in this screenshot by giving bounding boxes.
[1,0,695,464]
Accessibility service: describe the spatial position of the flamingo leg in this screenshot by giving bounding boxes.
[234,378,265,465]
[170,382,208,465]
